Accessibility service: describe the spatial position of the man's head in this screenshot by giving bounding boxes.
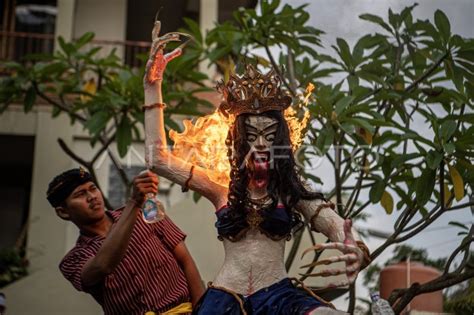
[47,168,105,226]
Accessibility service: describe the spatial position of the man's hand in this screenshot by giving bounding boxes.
[130,170,159,206]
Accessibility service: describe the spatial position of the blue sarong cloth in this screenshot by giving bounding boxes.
[193,278,327,315]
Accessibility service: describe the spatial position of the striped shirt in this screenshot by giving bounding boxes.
[59,209,189,315]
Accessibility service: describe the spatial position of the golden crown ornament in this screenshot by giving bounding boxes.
[217,64,292,116]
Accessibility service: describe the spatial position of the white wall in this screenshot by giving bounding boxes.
[73,0,127,59]
[0,106,101,314]
[74,0,127,41]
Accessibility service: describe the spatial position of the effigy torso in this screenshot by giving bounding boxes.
[213,229,288,295]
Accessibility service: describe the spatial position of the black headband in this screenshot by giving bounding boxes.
[47,168,94,207]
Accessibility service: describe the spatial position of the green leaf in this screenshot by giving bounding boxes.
[391,153,420,168]
[426,150,443,170]
[434,10,451,43]
[193,191,202,203]
[416,168,436,206]
[439,120,457,141]
[369,179,385,203]
[57,36,74,55]
[353,34,384,63]
[315,128,334,155]
[85,111,109,135]
[74,32,95,50]
[465,80,474,100]
[40,62,66,77]
[339,122,355,135]
[24,86,36,112]
[303,173,323,185]
[419,207,428,217]
[388,8,400,30]
[347,74,359,90]
[400,3,418,26]
[2,61,22,71]
[335,38,353,69]
[116,116,132,157]
[164,116,181,133]
[346,117,375,134]
[448,221,468,230]
[52,106,61,118]
[183,18,203,44]
[334,96,354,115]
[443,142,455,154]
[359,13,393,34]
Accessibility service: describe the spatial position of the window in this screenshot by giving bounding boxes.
[0,135,34,252]
[0,0,56,62]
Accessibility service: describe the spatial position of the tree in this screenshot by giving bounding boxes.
[1,1,473,313]
[0,32,212,208]
[444,276,474,315]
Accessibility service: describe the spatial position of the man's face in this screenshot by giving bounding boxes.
[58,181,106,226]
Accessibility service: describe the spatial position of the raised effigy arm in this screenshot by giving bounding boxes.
[143,20,227,208]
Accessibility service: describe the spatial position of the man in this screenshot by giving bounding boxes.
[0,292,5,315]
[47,168,204,314]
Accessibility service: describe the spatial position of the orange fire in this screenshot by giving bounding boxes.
[284,83,314,150]
[169,83,315,186]
[169,111,234,185]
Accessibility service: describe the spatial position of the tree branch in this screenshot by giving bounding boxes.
[350,200,371,219]
[405,50,450,93]
[440,160,446,211]
[33,82,87,123]
[286,48,298,93]
[57,138,89,167]
[262,45,297,97]
[345,156,366,217]
[285,225,304,271]
[334,139,344,215]
[445,226,473,274]
[389,268,474,314]
[100,136,131,194]
[299,231,328,282]
[92,133,116,164]
[446,201,474,211]
[348,283,356,314]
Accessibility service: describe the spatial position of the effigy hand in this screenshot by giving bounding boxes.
[144,20,191,85]
[301,219,365,288]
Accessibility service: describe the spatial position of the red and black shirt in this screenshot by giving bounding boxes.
[59,209,189,315]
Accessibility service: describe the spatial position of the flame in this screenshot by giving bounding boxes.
[169,83,315,186]
[169,111,234,186]
[284,83,314,150]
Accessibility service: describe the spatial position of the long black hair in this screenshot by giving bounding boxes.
[226,110,325,217]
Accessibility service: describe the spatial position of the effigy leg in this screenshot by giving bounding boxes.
[309,306,349,315]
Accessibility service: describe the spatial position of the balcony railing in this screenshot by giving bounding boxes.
[83,38,151,68]
[0,30,55,62]
[0,31,151,68]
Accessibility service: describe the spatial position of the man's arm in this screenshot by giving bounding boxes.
[173,242,205,306]
[81,171,158,288]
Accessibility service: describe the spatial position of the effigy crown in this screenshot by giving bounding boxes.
[217,64,292,116]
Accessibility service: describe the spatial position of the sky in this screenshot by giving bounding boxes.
[278,0,474,310]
